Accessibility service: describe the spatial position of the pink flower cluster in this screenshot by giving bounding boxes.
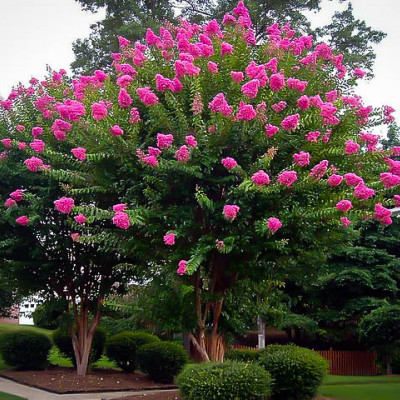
[277,171,297,186]
[71,147,87,161]
[54,197,75,214]
[374,203,392,225]
[222,157,238,169]
[251,170,270,186]
[268,217,282,233]
[163,232,176,245]
[223,204,240,220]
[112,211,130,229]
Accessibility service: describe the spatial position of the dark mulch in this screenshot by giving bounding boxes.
[115,390,181,400]
[0,366,175,394]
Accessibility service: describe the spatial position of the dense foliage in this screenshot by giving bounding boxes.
[258,344,328,400]
[177,361,272,400]
[0,1,397,362]
[137,341,188,382]
[105,331,160,372]
[32,298,69,330]
[0,330,52,370]
[224,348,259,362]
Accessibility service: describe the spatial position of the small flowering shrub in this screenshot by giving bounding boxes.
[0,1,398,361]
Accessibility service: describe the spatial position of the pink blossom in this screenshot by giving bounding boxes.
[221,42,233,55]
[353,68,366,78]
[325,90,338,102]
[251,170,270,186]
[231,71,244,83]
[394,195,400,207]
[112,211,130,229]
[54,197,75,214]
[208,61,218,73]
[345,140,360,155]
[10,189,23,202]
[32,127,44,137]
[271,101,287,112]
[185,135,197,147]
[155,74,174,92]
[113,204,127,212]
[174,60,201,78]
[71,147,86,161]
[380,172,400,188]
[5,198,17,208]
[392,146,400,157]
[24,157,44,172]
[354,183,375,200]
[287,78,307,92]
[143,155,159,166]
[118,35,130,47]
[222,157,238,169]
[386,158,400,175]
[341,217,352,227]
[241,79,260,98]
[119,88,134,108]
[129,108,141,123]
[18,142,26,150]
[336,200,353,212]
[310,160,329,180]
[94,69,108,82]
[375,203,392,225]
[71,233,80,242]
[1,139,12,148]
[54,130,67,141]
[56,99,86,121]
[74,214,87,224]
[344,173,364,186]
[16,216,29,226]
[30,139,45,154]
[297,95,310,110]
[110,125,124,137]
[270,73,285,91]
[163,232,175,245]
[148,147,161,157]
[116,75,134,88]
[91,101,108,120]
[305,131,321,143]
[208,93,233,116]
[293,151,310,166]
[265,124,279,137]
[51,119,72,132]
[157,133,174,149]
[223,204,240,220]
[281,114,300,131]
[268,217,282,233]
[236,101,256,120]
[177,260,187,275]
[175,145,190,162]
[16,125,25,132]
[277,171,297,186]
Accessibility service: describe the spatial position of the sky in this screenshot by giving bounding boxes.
[0,0,398,134]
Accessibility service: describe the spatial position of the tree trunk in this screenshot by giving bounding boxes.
[387,354,393,375]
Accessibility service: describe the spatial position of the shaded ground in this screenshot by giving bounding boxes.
[0,367,175,394]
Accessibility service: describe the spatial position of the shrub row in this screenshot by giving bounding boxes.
[177,344,328,400]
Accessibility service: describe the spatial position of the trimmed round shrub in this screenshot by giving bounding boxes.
[259,344,328,400]
[32,298,68,330]
[0,330,52,370]
[106,331,160,372]
[53,326,107,367]
[137,341,188,383]
[177,361,272,400]
[224,348,259,363]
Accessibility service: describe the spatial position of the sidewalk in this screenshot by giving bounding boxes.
[0,377,175,400]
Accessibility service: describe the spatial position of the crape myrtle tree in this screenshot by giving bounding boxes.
[0,122,141,376]
[72,0,385,76]
[0,1,398,361]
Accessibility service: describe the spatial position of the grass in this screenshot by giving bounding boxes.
[0,392,27,400]
[320,375,400,400]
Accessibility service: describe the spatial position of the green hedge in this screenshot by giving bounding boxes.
[105,331,160,372]
[137,341,188,382]
[0,330,52,370]
[259,344,328,400]
[177,361,272,400]
[224,348,259,363]
[32,298,68,330]
[53,327,106,367]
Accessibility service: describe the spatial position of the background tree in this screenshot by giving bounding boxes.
[72,0,385,76]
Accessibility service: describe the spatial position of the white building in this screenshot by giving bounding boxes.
[18,296,41,325]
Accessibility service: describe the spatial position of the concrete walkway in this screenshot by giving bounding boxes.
[0,377,176,400]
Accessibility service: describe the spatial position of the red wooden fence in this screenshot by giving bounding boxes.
[316,349,378,376]
[230,345,378,376]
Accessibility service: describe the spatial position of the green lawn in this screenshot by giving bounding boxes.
[0,392,27,400]
[320,375,400,400]
[0,323,117,370]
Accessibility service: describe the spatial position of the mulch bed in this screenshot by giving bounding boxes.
[0,366,175,394]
